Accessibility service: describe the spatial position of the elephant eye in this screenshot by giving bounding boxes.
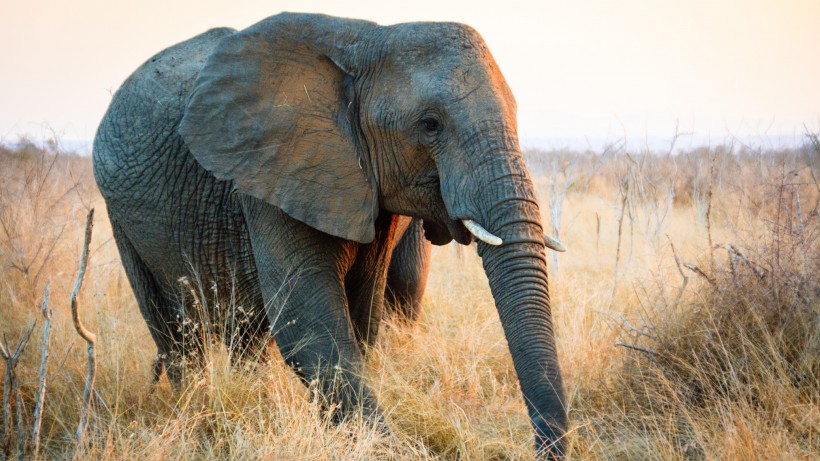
[421,117,440,134]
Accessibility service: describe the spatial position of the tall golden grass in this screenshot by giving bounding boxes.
[0,138,817,459]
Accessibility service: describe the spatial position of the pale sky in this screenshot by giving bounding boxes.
[2,0,818,151]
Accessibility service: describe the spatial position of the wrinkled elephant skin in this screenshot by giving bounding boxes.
[93,13,566,457]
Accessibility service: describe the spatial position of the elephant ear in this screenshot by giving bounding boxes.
[179,14,378,243]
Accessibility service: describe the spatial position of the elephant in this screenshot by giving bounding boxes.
[93,12,566,457]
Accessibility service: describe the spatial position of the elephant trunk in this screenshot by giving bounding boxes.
[443,125,567,457]
[479,234,566,457]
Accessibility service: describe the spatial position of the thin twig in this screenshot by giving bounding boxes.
[683,262,717,287]
[32,281,51,461]
[615,342,660,357]
[705,151,716,269]
[793,184,804,235]
[724,244,766,280]
[1,324,36,461]
[665,119,694,156]
[620,316,657,341]
[13,354,23,461]
[595,212,601,252]
[1,341,11,459]
[669,241,688,281]
[614,341,683,368]
[611,178,629,304]
[668,239,690,305]
[71,208,96,446]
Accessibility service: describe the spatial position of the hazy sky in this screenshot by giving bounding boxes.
[2,0,818,150]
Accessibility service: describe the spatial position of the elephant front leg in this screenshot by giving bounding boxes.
[241,197,381,421]
[385,217,432,322]
[273,283,379,420]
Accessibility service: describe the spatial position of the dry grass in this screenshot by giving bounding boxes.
[1,138,818,459]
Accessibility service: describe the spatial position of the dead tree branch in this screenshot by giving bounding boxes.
[1,324,36,461]
[611,177,630,305]
[705,151,717,269]
[32,281,51,461]
[724,244,766,281]
[620,316,657,341]
[684,262,717,287]
[71,208,96,446]
[1,343,9,460]
[665,119,694,156]
[668,239,690,305]
[615,341,659,357]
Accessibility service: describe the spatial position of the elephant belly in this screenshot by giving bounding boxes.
[104,148,262,315]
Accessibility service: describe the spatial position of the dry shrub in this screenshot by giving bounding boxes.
[585,197,819,458]
[0,139,96,312]
[1,137,818,459]
[525,143,817,218]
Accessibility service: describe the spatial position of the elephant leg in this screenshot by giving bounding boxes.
[223,290,272,367]
[111,221,203,390]
[385,217,432,322]
[345,213,401,349]
[240,197,380,420]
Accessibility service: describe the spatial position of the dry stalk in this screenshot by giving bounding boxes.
[614,342,659,357]
[668,239,690,306]
[611,176,629,304]
[620,316,657,341]
[1,324,36,461]
[724,244,766,281]
[32,281,51,461]
[595,211,601,252]
[683,262,717,287]
[665,119,694,156]
[705,151,716,269]
[793,184,804,234]
[547,156,577,273]
[71,208,96,446]
[1,343,9,460]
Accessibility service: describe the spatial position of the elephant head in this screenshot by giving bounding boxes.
[178,13,566,457]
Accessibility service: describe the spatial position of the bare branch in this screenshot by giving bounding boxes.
[71,208,96,446]
[666,119,694,156]
[13,361,23,461]
[1,323,36,460]
[705,151,717,269]
[32,281,51,461]
[724,244,766,280]
[619,316,658,341]
[611,179,629,304]
[1,340,11,459]
[684,262,717,287]
[667,238,690,306]
[615,342,660,357]
[668,240,688,282]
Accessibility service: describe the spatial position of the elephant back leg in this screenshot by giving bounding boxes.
[111,220,204,389]
[385,218,432,322]
[345,213,402,348]
[221,286,272,367]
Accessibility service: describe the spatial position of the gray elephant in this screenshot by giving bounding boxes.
[93,13,566,457]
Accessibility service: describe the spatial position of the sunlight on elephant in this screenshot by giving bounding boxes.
[93,12,566,458]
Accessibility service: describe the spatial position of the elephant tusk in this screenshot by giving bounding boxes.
[462,219,503,246]
[543,233,567,252]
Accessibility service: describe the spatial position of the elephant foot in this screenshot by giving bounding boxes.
[150,349,207,392]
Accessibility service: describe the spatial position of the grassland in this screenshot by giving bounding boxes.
[0,138,818,459]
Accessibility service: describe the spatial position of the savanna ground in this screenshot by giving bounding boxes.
[1,135,818,460]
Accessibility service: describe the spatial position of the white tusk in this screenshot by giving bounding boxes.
[543,234,567,252]
[462,219,503,246]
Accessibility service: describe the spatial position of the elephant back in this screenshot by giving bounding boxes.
[93,27,236,196]
[91,27,250,288]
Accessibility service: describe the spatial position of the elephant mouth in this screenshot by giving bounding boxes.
[423,217,472,246]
